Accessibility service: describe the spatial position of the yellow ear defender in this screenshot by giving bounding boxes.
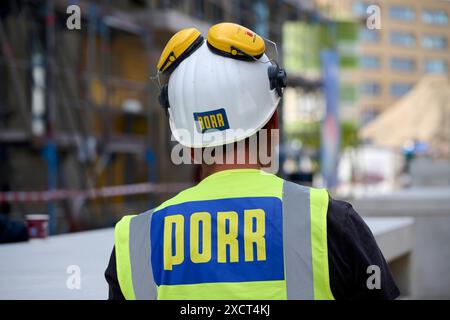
[157,27,204,109]
[206,22,265,60]
[157,27,204,74]
[157,23,287,110]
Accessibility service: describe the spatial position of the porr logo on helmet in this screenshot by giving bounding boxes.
[193,108,230,133]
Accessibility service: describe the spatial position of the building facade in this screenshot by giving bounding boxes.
[317,0,450,123]
[351,0,450,123]
[0,0,301,233]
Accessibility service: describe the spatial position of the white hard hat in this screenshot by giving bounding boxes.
[167,42,280,148]
[156,23,287,148]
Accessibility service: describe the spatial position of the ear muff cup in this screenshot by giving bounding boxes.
[268,65,287,97]
[157,28,204,74]
[159,84,170,110]
[206,22,265,61]
[161,35,204,74]
[157,32,204,110]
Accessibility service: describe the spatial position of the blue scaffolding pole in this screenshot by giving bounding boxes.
[42,141,58,235]
[320,49,340,188]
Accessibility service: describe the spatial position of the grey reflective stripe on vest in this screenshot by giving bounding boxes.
[282,181,314,299]
[129,210,158,299]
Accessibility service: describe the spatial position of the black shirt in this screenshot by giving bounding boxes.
[105,197,400,300]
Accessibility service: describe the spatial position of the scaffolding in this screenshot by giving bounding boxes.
[0,0,320,233]
[0,0,185,233]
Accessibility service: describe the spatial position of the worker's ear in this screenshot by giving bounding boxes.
[265,110,279,131]
[189,147,203,164]
[259,110,279,170]
[265,110,279,155]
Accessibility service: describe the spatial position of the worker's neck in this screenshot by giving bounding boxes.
[201,163,261,180]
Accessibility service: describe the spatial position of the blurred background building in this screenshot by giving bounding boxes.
[281,0,450,194]
[349,0,449,124]
[0,0,328,233]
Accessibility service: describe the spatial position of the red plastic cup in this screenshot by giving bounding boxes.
[26,214,49,239]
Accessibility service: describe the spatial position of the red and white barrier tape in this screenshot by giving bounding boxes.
[0,182,192,203]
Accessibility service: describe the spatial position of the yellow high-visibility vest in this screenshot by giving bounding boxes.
[114,169,334,300]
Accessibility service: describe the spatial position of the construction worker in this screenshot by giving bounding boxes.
[105,23,399,300]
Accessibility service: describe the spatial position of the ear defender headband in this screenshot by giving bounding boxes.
[157,23,287,110]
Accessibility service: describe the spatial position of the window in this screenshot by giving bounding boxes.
[352,2,368,17]
[424,59,448,74]
[422,9,448,25]
[390,83,412,97]
[360,56,380,69]
[390,31,415,47]
[360,28,380,43]
[361,108,380,125]
[390,57,415,72]
[422,35,447,50]
[389,5,415,21]
[361,82,380,96]
[340,84,358,103]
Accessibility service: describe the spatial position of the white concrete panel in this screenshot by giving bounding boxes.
[0,218,413,299]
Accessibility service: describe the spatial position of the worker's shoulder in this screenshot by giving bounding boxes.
[113,188,194,225]
[328,197,356,215]
[326,196,368,237]
[145,183,203,215]
[282,180,359,221]
[114,207,155,226]
[282,179,329,199]
[114,199,178,227]
[153,171,286,211]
